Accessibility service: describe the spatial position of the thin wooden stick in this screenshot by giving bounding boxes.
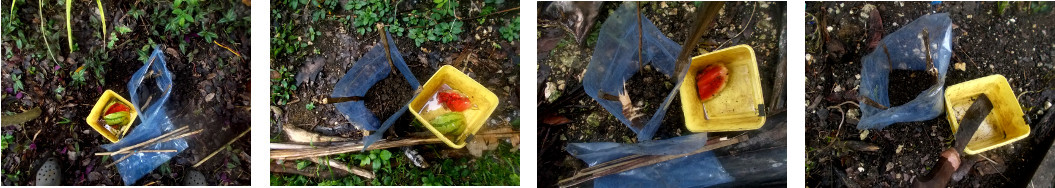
[310,157,375,179]
[109,126,188,156]
[193,127,250,168]
[321,96,364,104]
[105,128,201,167]
[155,129,203,144]
[557,135,748,188]
[459,6,520,21]
[377,23,396,74]
[95,150,177,156]
[271,132,519,160]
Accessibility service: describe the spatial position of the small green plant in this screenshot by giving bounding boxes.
[305,102,315,111]
[106,26,132,49]
[353,149,393,172]
[499,17,519,42]
[295,160,310,170]
[53,86,65,100]
[166,0,202,36]
[1,134,13,150]
[11,74,23,93]
[271,65,297,106]
[71,67,87,87]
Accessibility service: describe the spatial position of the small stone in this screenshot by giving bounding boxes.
[954,62,966,71]
[896,144,904,154]
[886,162,894,172]
[88,172,102,181]
[860,130,869,140]
[205,93,215,102]
[1045,101,1052,110]
[827,26,834,32]
[858,166,865,172]
[967,14,973,19]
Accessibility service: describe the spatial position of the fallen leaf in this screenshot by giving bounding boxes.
[541,114,571,125]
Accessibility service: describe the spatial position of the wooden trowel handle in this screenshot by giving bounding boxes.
[912,149,959,188]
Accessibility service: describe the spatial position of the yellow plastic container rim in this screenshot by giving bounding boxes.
[85,90,138,143]
[944,74,1030,155]
[408,65,500,148]
[679,44,766,132]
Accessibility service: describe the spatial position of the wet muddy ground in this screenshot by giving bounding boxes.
[2,0,252,186]
[537,2,787,187]
[806,2,1055,187]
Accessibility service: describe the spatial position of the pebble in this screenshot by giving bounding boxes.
[1045,101,1052,110]
[896,144,904,154]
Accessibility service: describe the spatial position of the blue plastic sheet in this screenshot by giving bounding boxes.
[567,133,733,188]
[582,3,683,141]
[101,46,187,185]
[858,13,953,129]
[331,32,420,148]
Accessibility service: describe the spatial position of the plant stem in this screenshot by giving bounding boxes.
[38,0,57,62]
[96,0,106,41]
[65,0,72,52]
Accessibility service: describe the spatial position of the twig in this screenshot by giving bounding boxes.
[921,29,937,77]
[716,2,758,49]
[826,105,846,140]
[108,127,188,156]
[271,160,348,179]
[859,96,888,110]
[193,127,250,168]
[460,6,520,21]
[557,135,747,188]
[106,128,202,167]
[310,157,374,179]
[271,132,519,160]
[94,150,177,156]
[213,41,242,57]
[321,96,364,104]
[376,23,396,75]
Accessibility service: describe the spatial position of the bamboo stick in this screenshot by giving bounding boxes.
[193,127,250,168]
[557,135,748,188]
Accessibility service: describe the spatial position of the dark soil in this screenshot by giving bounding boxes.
[537,2,787,187]
[806,2,1055,187]
[1,0,252,186]
[888,69,935,106]
[623,65,675,128]
[364,74,413,121]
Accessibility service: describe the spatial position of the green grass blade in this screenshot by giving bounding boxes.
[96,0,105,40]
[65,0,72,52]
[38,0,56,62]
[9,0,15,18]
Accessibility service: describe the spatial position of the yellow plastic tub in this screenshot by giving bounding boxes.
[679,45,766,132]
[408,65,499,148]
[945,74,1030,155]
[85,90,138,143]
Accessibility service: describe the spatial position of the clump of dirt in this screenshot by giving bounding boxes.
[887,69,935,106]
